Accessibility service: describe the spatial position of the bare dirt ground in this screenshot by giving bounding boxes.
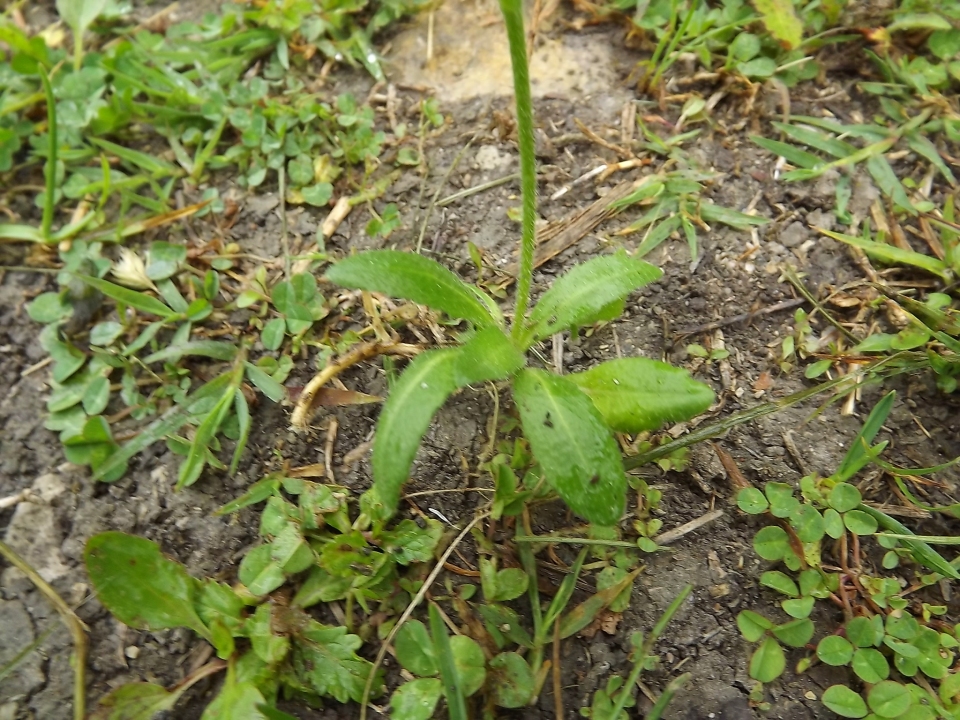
[3,1,960,718]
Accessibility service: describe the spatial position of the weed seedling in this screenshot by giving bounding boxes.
[322,0,715,530]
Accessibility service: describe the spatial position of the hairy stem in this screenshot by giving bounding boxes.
[39,67,57,242]
[499,0,538,340]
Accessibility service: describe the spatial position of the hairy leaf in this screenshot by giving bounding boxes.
[514,369,626,525]
[85,532,211,641]
[568,357,714,432]
[523,252,661,345]
[372,348,461,515]
[325,250,494,327]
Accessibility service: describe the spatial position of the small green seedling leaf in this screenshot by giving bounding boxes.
[737,487,769,514]
[753,525,790,561]
[737,610,774,642]
[514,369,626,525]
[867,681,912,719]
[84,532,211,641]
[390,678,443,720]
[372,348,461,515]
[749,636,785,683]
[325,250,494,328]
[523,252,662,344]
[760,571,799,597]
[567,357,714,432]
[852,648,889,683]
[846,617,884,648]
[829,483,862,513]
[773,618,814,647]
[395,620,439,677]
[818,636,855,666]
[781,597,815,619]
[822,685,868,718]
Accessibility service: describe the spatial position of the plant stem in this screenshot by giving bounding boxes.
[498,0,538,342]
[38,67,57,243]
[514,535,638,548]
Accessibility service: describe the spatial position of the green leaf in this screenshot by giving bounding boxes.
[749,637,785,683]
[449,635,486,698]
[753,525,789,561]
[867,681,912,719]
[244,362,286,403]
[56,0,109,34]
[790,504,826,543]
[377,519,443,565]
[84,532,211,641]
[567,357,714,432]
[91,682,187,719]
[699,202,768,230]
[301,183,333,206]
[201,674,268,720]
[852,648,889,683]
[751,136,821,169]
[261,318,285,351]
[818,635,855,666]
[737,487,769,514]
[846,617,884,648]
[837,391,895,481]
[760,570,799,597]
[781,596,815,619]
[829,483,862,513]
[822,685,869,718]
[74,274,175,318]
[28,292,73,324]
[325,250,493,328]
[372,348,461,514]
[292,617,378,703]
[843,509,879,535]
[142,341,238,365]
[824,508,845,539]
[390,678,443,720]
[818,229,948,281]
[488,652,535,708]
[395,620,439,677]
[752,0,802,48]
[237,544,285,596]
[888,13,952,32]
[453,327,525,386]
[524,253,661,344]
[514,369,626,525]
[773,618,814,647]
[737,610,774,642]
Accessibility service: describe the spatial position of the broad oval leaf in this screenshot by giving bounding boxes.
[514,369,626,525]
[523,252,662,345]
[749,636,786,683]
[567,357,714,432]
[324,250,494,328]
[372,348,460,514]
[395,620,438,677]
[84,532,211,641]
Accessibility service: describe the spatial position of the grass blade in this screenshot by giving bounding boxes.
[429,603,467,720]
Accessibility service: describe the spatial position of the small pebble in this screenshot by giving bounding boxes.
[125,646,140,659]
